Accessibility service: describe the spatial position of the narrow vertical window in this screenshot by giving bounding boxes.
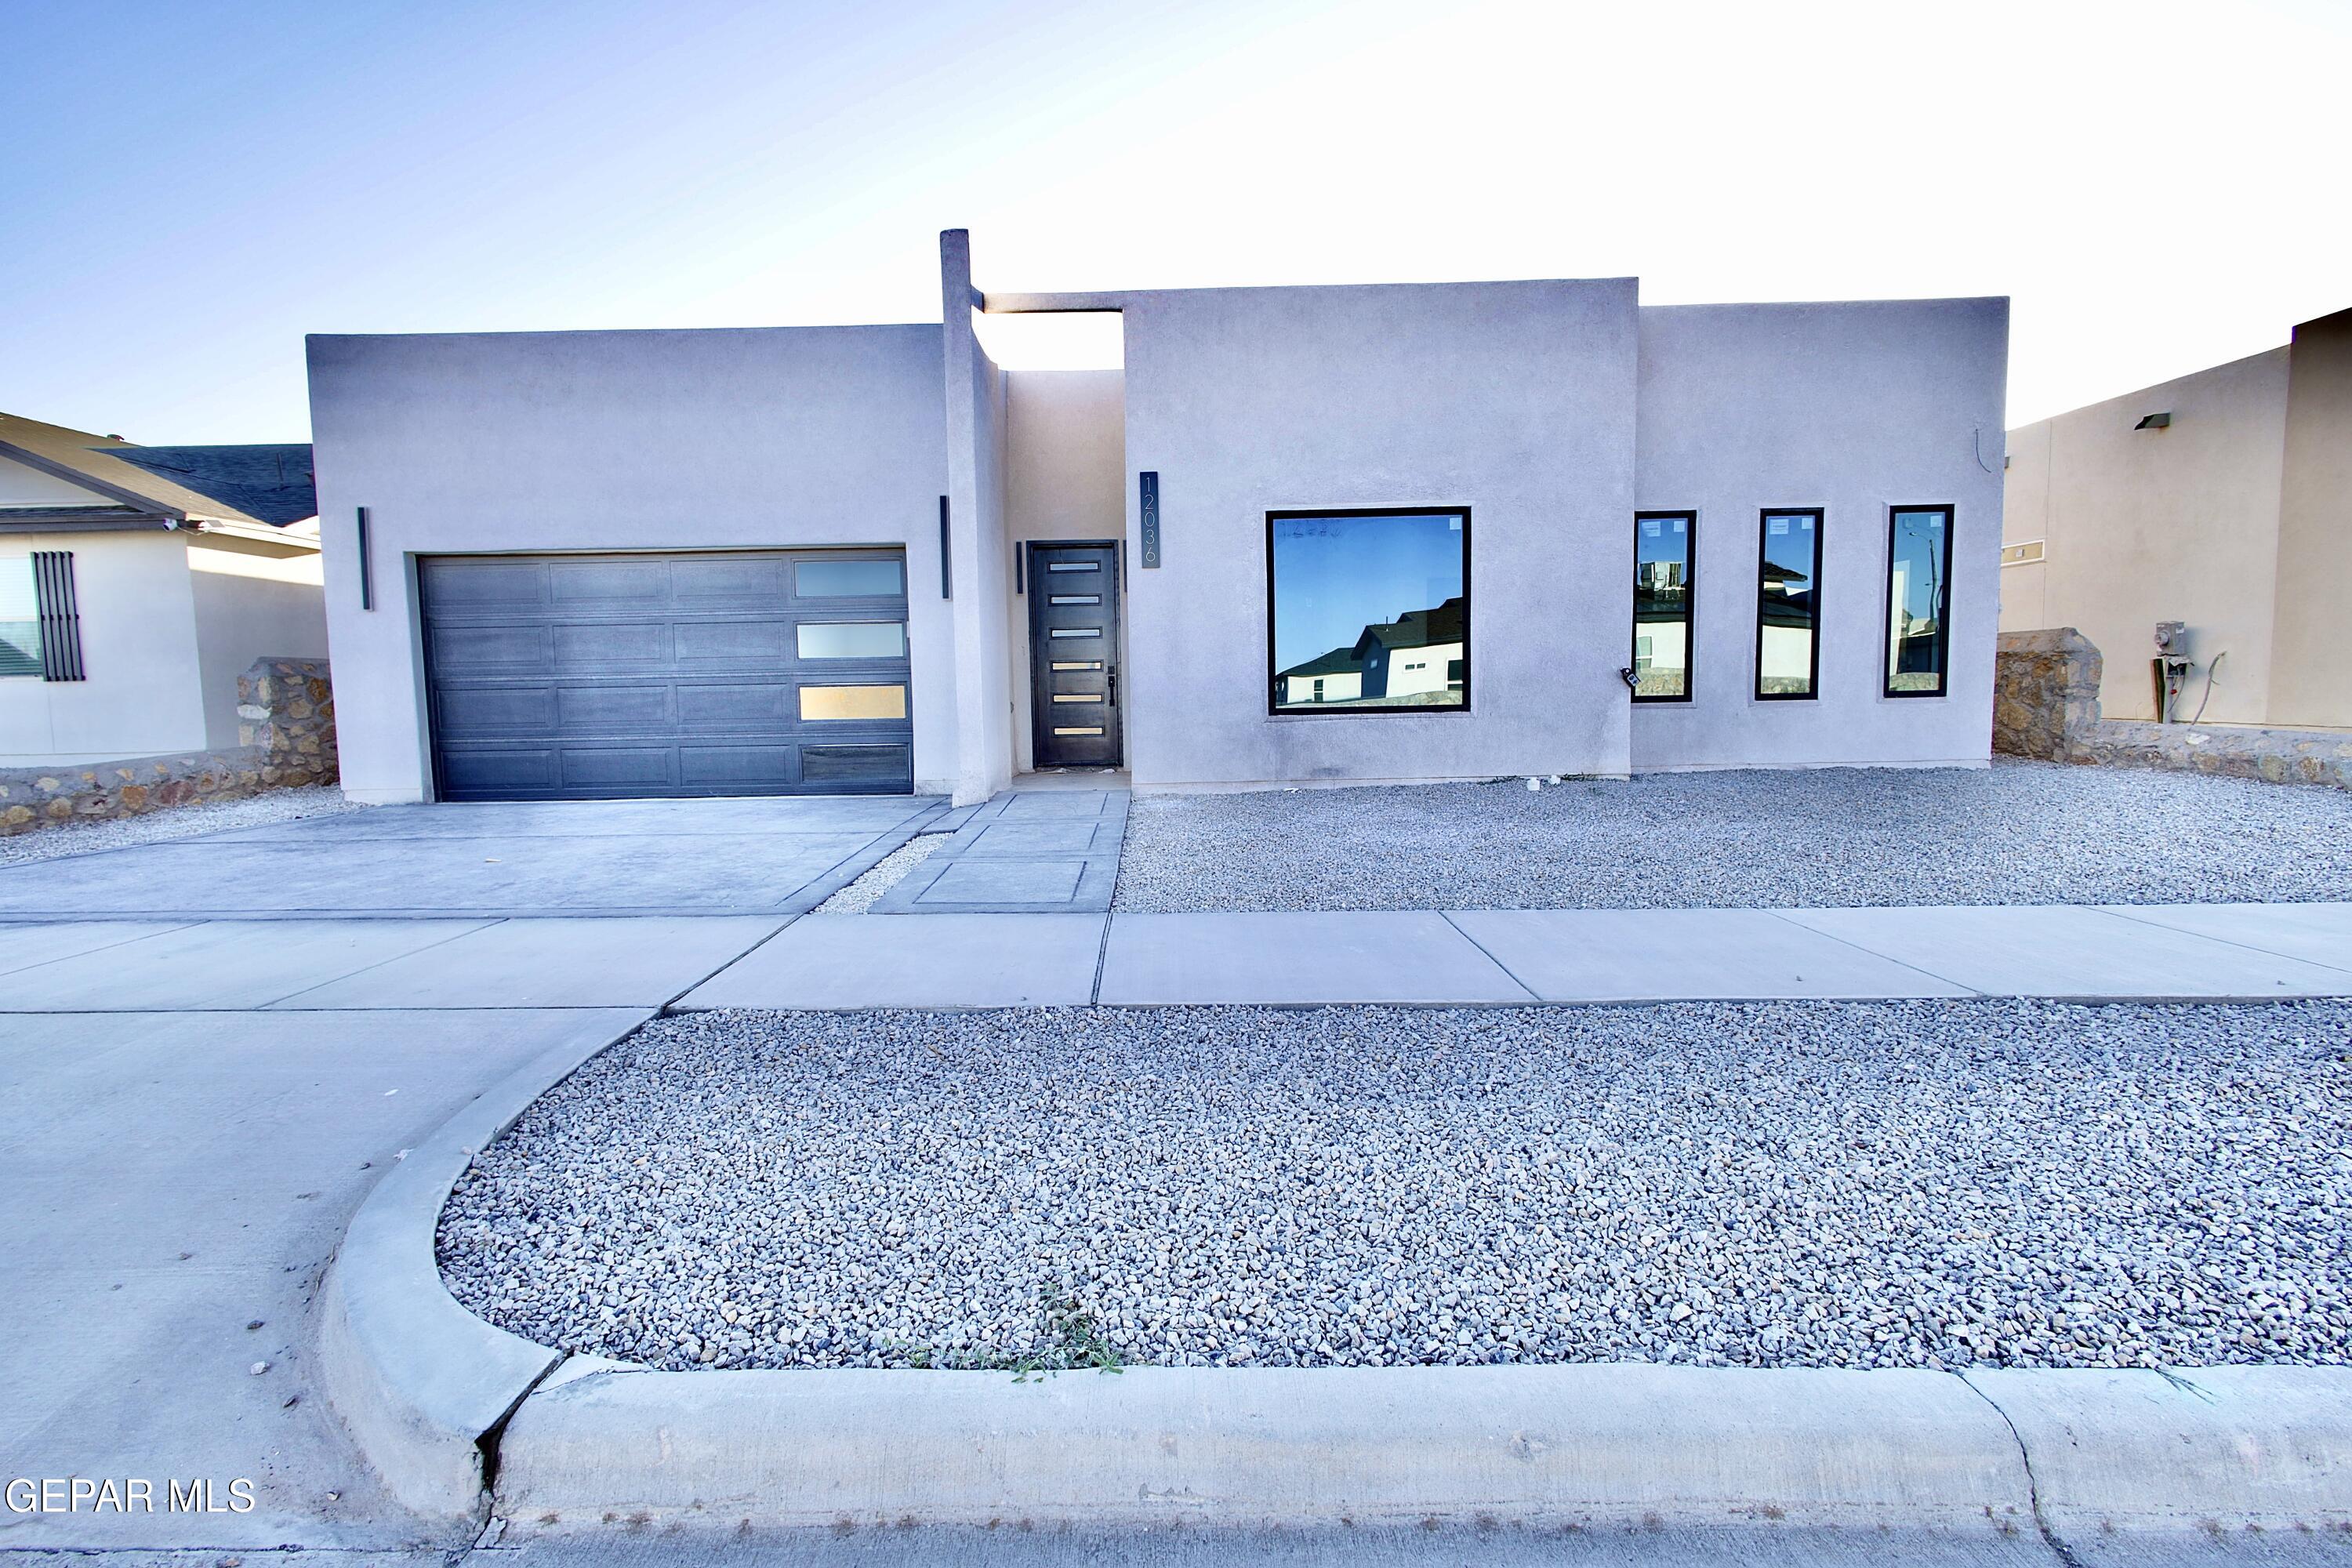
[0,557,41,678]
[1885,506,1952,697]
[1632,513,1693,701]
[1756,510,1821,699]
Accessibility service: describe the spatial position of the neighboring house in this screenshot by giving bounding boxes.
[1277,597,1464,708]
[306,230,2005,805]
[2002,307,2351,728]
[0,413,325,767]
[1277,646,1364,707]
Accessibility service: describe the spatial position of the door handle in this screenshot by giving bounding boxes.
[1107,668,1117,706]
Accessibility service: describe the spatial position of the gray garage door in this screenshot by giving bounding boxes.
[419,550,913,800]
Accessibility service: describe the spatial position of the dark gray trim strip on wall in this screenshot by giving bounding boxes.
[938,495,953,599]
[356,506,376,611]
[31,550,85,681]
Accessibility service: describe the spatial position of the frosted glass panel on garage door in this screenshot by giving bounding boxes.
[419,550,912,800]
[797,558,904,597]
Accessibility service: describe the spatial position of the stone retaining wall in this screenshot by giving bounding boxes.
[1,657,337,835]
[1994,629,2351,790]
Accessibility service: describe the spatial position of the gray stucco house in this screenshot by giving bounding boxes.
[306,230,2005,806]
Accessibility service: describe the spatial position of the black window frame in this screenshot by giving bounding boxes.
[1882,503,1955,700]
[1754,507,1824,702]
[1631,510,1697,705]
[1265,506,1472,719]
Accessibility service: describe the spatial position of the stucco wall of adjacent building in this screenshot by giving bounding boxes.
[189,532,329,748]
[0,453,111,506]
[2268,307,2352,728]
[1119,278,1640,790]
[305,324,954,802]
[1632,298,2010,771]
[2001,347,2291,725]
[0,530,209,766]
[1002,367,1126,775]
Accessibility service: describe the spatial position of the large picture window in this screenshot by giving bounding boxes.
[1886,506,1952,697]
[1632,512,1693,701]
[1268,509,1468,714]
[1756,510,1821,699]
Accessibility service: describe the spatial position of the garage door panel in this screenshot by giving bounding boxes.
[421,559,549,609]
[421,550,910,800]
[679,745,801,787]
[434,685,561,738]
[558,746,678,789]
[548,557,670,604]
[800,743,913,790]
[672,557,793,604]
[554,622,672,668]
[677,683,797,729]
[430,625,550,674]
[673,619,796,663]
[554,684,676,733]
[438,748,561,794]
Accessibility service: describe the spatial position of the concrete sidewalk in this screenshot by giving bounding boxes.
[673,900,2352,1010]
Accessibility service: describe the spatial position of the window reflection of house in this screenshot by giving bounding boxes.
[1276,596,1465,706]
[1277,644,1365,705]
[1269,509,1469,713]
[1759,559,1815,695]
[1356,596,1464,701]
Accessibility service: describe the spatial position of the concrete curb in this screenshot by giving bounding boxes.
[495,1363,2035,1530]
[1965,1366,2352,1536]
[314,993,2352,1544]
[314,1006,655,1522]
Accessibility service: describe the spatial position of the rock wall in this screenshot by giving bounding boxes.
[1,657,338,835]
[1992,628,2105,762]
[1994,630,2350,790]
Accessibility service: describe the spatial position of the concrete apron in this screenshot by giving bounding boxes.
[321,1011,2352,1550]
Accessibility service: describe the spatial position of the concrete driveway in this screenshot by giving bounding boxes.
[0,794,944,919]
[0,1007,652,1556]
[0,794,936,1559]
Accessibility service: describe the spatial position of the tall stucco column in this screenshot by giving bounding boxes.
[938,230,1014,805]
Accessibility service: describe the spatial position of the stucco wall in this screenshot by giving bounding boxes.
[2268,307,2352,728]
[1632,298,2009,771]
[0,454,111,506]
[305,324,954,802]
[1003,368,1126,774]
[2000,348,2290,725]
[1119,278,1639,790]
[0,531,208,766]
[190,533,329,748]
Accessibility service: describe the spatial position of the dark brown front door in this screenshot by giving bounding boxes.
[1027,542,1122,768]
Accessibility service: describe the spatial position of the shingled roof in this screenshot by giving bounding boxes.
[1354,595,1465,655]
[0,412,316,531]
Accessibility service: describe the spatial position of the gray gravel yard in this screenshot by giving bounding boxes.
[1114,759,2352,910]
[0,785,358,867]
[441,1000,2352,1374]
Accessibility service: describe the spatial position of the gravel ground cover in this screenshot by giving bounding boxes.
[441,999,2352,1374]
[811,830,948,914]
[1114,758,2352,910]
[0,785,359,867]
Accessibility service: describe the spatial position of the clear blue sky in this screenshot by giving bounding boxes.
[5,0,2347,443]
